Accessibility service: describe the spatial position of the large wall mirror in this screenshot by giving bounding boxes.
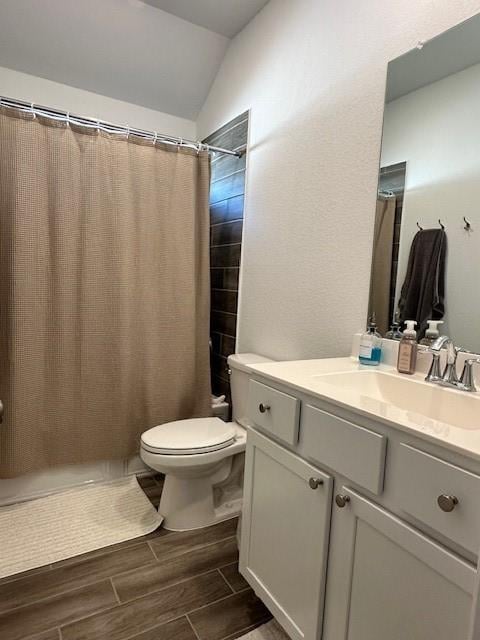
[368,14,480,353]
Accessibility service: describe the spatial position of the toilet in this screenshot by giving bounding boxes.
[140,353,273,531]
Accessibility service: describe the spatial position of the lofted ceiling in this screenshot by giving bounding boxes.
[0,0,267,120]
[143,0,270,38]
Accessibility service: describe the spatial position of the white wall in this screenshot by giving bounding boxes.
[381,62,480,351]
[197,0,480,360]
[0,66,196,139]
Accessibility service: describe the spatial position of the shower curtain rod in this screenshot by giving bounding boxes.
[0,95,243,158]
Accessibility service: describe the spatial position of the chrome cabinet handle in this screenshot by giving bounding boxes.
[0,399,3,424]
[335,494,350,508]
[309,477,324,490]
[437,494,458,512]
[258,403,270,414]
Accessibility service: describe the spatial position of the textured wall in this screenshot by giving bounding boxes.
[197,0,480,360]
[0,66,196,138]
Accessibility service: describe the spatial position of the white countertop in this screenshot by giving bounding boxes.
[248,357,480,463]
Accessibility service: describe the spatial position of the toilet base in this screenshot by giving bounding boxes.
[161,499,242,532]
[159,458,242,531]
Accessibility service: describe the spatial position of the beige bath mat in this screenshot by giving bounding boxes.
[239,621,291,639]
[0,476,162,579]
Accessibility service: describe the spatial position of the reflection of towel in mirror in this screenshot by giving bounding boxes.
[398,229,447,338]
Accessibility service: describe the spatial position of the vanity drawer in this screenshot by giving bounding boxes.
[248,380,300,446]
[301,405,386,494]
[396,444,480,554]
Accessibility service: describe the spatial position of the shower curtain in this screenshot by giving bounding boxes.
[0,108,212,478]
[369,196,396,335]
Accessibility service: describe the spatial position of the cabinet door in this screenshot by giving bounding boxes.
[240,429,333,640]
[323,487,476,640]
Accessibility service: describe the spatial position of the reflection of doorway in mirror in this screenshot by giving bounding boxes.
[369,163,406,335]
[379,163,406,328]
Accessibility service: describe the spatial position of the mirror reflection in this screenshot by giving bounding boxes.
[369,14,480,352]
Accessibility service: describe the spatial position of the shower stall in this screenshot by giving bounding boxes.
[0,98,237,504]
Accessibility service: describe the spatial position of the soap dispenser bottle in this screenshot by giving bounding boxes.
[359,316,382,366]
[419,320,443,347]
[397,320,417,374]
[385,315,403,341]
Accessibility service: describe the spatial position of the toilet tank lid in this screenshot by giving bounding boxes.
[227,353,274,373]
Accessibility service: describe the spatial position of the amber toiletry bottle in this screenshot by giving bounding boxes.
[397,320,417,374]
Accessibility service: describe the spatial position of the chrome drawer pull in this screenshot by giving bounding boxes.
[258,403,270,414]
[309,477,324,490]
[437,494,458,512]
[335,494,350,508]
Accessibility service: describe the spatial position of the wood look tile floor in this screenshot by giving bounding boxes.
[0,474,271,640]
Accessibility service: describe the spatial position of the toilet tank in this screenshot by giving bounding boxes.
[227,353,274,426]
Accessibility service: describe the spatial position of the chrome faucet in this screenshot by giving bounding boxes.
[426,335,478,392]
[429,335,460,385]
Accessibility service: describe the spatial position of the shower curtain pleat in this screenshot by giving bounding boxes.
[369,197,396,335]
[0,108,212,478]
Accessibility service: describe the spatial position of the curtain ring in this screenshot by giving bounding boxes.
[152,132,157,146]
[66,112,70,127]
[30,102,36,119]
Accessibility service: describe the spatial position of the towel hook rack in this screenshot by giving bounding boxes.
[464,216,472,231]
[416,222,423,231]
[438,219,445,230]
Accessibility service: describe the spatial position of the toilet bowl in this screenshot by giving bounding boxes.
[140,353,273,531]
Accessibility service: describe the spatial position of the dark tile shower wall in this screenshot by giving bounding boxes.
[204,112,249,402]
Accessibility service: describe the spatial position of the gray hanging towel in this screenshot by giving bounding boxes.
[398,228,447,337]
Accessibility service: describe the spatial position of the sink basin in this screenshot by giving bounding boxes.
[313,370,480,431]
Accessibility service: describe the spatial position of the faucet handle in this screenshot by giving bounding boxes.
[460,358,480,392]
[455,346,469,355]
[425,351,442,383]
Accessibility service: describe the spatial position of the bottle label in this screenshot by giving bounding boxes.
[398,344,413,372]
[359,336,374,359]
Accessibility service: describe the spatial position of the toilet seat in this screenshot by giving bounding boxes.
[141,417,236,455]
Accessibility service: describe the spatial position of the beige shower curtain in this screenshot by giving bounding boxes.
[0,108,212,478]
[369,196,396,335]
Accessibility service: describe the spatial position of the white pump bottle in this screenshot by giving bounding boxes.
[419,320,444,346]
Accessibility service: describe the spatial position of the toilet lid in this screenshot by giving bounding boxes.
[141,417,236,455]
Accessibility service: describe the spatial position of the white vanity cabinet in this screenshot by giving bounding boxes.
[240,428,333,640]
[240,376,479,640]
[324,488,475,640]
